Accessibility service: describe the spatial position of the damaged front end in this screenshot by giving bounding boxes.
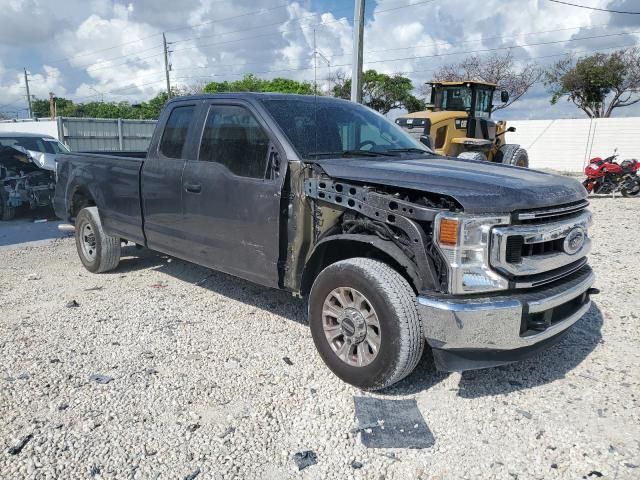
[298,169,460,295]
[0,146,56,219]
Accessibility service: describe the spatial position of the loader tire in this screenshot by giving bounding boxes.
[75,206,121,273]
[457,151,487,162]
[496,144,529,168]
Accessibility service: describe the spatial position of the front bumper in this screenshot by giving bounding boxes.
[417,266,595,372]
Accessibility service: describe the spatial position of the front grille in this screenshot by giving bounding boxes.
[506,236,565,264]
[515,200,589,224]
[491,209,592,288]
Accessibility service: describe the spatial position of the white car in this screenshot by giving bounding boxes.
[0,132,68,220]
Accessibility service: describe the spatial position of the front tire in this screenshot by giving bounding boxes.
[457,151,487,162]
[496,144,529,167]
[0,191,15,221]
[308,258,424,391]
[75,207,121,273]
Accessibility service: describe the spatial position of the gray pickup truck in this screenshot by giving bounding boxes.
[54,93,596,390]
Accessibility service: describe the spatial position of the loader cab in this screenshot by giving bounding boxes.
[396,80,511,157]
[430,81,498,121]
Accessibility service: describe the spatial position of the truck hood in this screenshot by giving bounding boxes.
[313,155,587,214]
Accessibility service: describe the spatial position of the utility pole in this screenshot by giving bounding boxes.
[163,32,172,99]
[49,92,56,119]
[23,68,33,118]
[350,0,365,103]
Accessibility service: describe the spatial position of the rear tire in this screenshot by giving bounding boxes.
[457,151,487,162]
[0,191,15,221]
[496,144,529,167]
[75,207,121,273]
[621,181,640,197]
[308,258,424,391]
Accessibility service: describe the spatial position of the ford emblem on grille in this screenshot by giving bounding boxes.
[563,227,585,255]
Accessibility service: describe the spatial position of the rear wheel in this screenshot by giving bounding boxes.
[75,206,121,273]
[457,151,487,162]
[621,180,640,197]
[308,258,424,391]
[0,191,15,221]
[496,144,529,167]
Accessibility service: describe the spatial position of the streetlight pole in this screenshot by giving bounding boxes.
[163,33,172,99]
[350,0,365,103]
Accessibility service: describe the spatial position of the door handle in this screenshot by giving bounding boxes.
[184,183,202,193]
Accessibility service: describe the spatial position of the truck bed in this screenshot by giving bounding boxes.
[54,152,146,245]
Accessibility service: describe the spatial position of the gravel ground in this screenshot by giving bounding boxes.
[1,197,639,480]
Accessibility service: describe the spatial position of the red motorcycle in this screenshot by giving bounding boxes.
[583,154,640,197]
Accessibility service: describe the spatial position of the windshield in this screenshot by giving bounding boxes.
[261,98,430,159]
[435,86,472,112]
[0,136,69,154]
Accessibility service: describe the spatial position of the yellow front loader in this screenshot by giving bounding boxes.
[396,81,528,167]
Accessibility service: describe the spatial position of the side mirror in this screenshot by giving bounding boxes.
[500,90,509,103]
[507,126,516,133]
[419,135,433,150]
[268,150,280,179]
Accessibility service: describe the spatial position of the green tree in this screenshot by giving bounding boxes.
[32,97,76,118]
[545,48,640,118]
[202,74,316,95]
[332,70,425,114]
[30,91,170,120]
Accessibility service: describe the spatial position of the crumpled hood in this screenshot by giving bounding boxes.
[0,145,57,172]
[314,155,587,213]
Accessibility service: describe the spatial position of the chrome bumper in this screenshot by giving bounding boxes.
[417,267,595,354]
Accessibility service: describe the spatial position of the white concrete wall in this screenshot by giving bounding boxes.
[0,120,59,139]
[507,117,640,173]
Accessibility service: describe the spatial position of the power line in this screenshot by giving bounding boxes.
[547,0,640,14]
[359,29,640,66]
[172,0,435,54]
[20,2,294,72]
[34,39,634,107]
[167,28,639,80]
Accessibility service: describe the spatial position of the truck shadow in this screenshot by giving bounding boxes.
[387,303,604,397]
[116,246,308,326]
[116,247,604,397]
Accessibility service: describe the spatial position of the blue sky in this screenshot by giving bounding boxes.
[1,0,639,120]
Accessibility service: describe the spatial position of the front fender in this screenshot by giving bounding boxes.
[301,233,431,295]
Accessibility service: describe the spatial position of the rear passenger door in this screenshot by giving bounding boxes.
[142,102,198,255]
[180,101,286,287]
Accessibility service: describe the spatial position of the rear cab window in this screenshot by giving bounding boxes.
[159,105,196,158]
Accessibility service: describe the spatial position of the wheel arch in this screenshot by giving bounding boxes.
[67,184,97,221]
[300,234,423,297]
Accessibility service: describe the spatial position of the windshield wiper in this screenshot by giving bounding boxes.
[385,147,432,154]
[307,149,398,158]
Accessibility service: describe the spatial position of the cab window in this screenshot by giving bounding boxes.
[474,89,493,119]
[198,105,270,179]
[159,105,195,158]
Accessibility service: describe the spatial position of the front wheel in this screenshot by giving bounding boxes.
[0,191,15,221]
[496,144,529,168]
[457,151,487,162]
[308,258,424,391]
[75,206,121,273]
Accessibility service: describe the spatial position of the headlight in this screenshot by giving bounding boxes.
[434,212,510,294]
